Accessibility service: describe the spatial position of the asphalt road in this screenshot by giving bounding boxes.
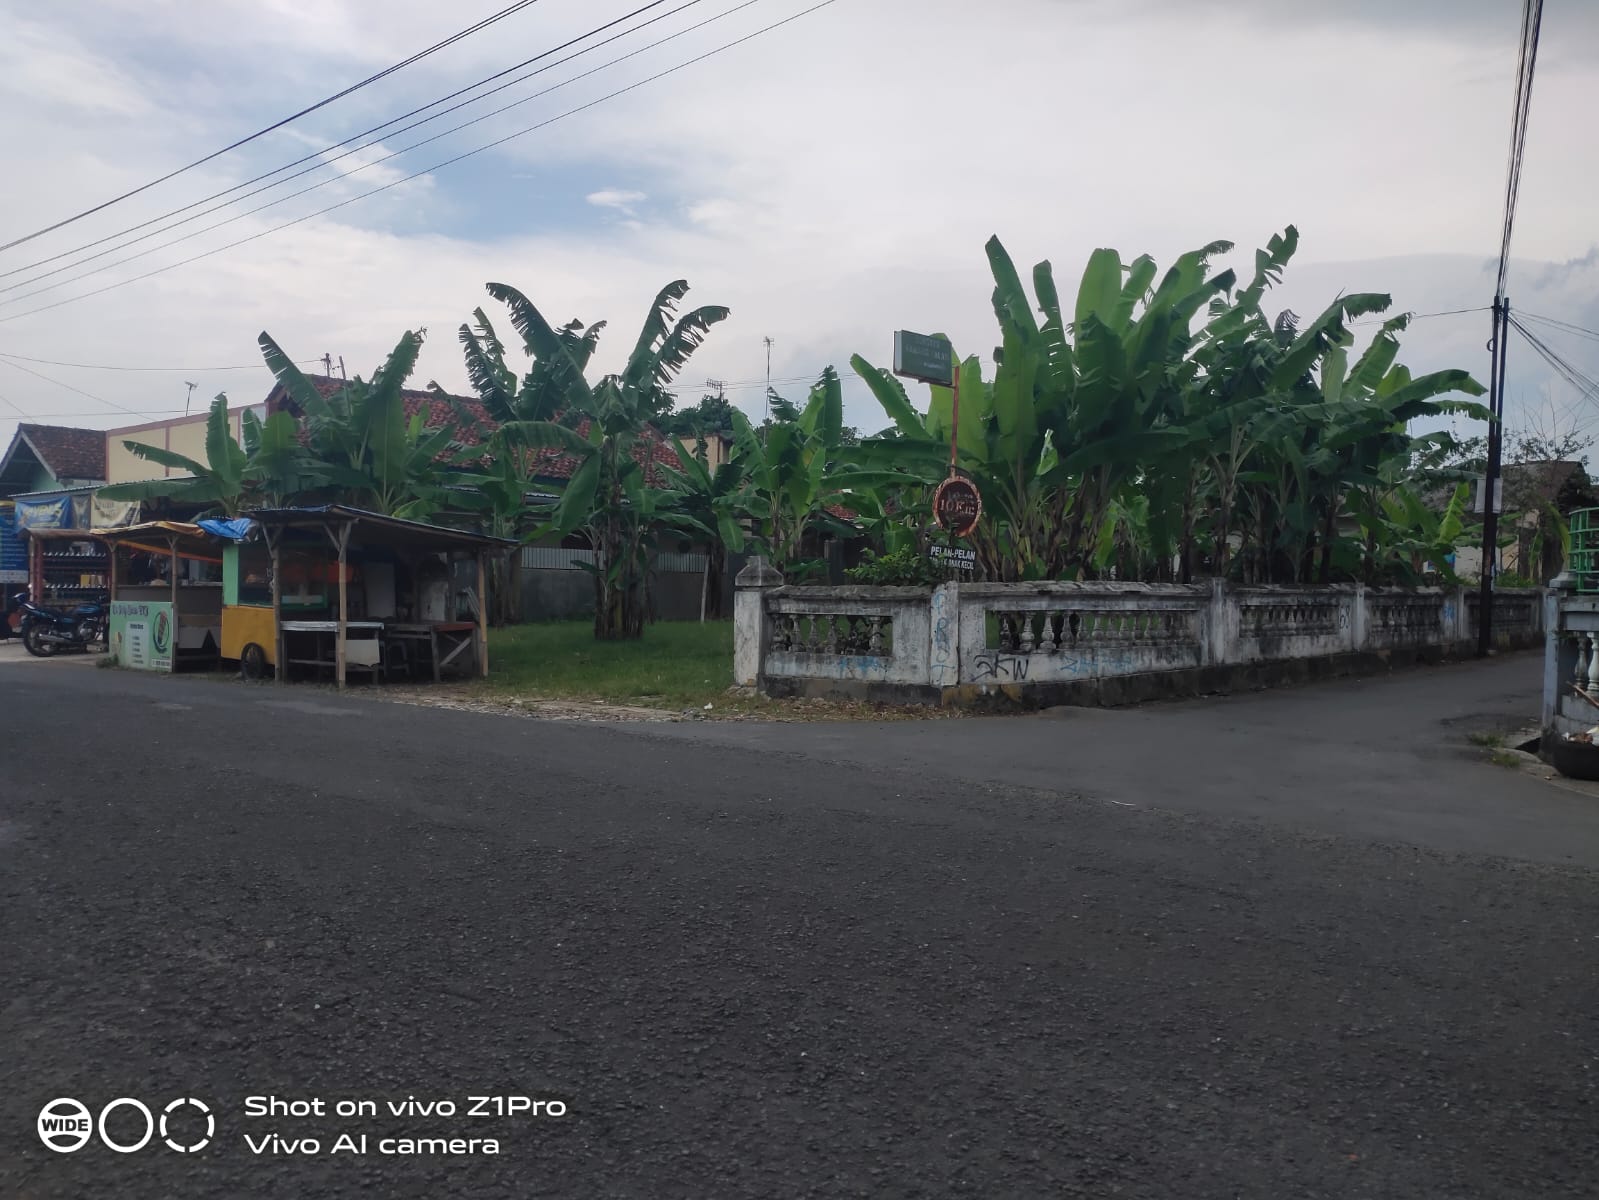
[3,650,1597,1198]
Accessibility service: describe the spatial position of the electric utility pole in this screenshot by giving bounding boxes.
[1478,0,1543,656]
[763,336,774,429]
[1477,299,1509,657]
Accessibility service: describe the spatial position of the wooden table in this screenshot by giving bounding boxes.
[280,620,384,682]
[380,622,479,682]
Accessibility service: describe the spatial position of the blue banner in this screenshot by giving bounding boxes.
[15,496,71,530]
[0,504,24,582]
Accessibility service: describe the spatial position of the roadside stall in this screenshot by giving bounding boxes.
[101,521,223,672]
[210,505,514,688]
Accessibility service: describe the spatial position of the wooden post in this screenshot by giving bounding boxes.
[700,551,711,623]
[335,523,350,690]
[29,534,41,604]
[267,526,285,682]
[476,548,489,677]
[168,535,179,610]
[108,542,118,601]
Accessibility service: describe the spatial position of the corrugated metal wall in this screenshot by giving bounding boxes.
[518,549,714,621]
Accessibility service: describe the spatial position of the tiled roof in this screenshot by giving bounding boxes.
[280,376,497,443]
[530,417,684,487]
[269,375,683,485]
[18,424,106,482]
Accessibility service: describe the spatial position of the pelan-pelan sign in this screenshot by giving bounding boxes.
[110,600,174,673]
[929,544,976,571]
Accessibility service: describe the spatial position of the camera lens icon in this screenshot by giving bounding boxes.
[161,1098,214,1153]
[37,1098,93,1153]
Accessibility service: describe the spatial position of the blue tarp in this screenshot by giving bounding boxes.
[196,518,256,541]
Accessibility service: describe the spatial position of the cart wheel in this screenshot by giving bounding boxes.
[240,643,268,680]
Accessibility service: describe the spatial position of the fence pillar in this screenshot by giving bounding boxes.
[1352,583,1368,651]
[733,556,783,687]
[1543,577,1575,733]
[928,582,960,688]
[1202,577,1231,666]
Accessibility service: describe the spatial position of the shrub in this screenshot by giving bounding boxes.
[845,546,943,587]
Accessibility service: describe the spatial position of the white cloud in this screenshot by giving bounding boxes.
[0,0,1597,450]
[586,189,647,213]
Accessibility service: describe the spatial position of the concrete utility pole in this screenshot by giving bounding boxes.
[1477,298,1510,657]
[763,336,774,428]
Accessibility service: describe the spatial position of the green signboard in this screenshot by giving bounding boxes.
[110,600,174,673]
[893,330,954,386]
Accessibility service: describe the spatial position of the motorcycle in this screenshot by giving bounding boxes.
[12,591,109,657]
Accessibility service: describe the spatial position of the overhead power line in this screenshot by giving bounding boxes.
[1510,316,1599,404]
[0,349,321,372]
[0,353,151,419]
[0,407,191,422]
[0,0,769,308]
[0,0,699,291]
[0,0,545,253]
[0,0,841,327]
[1496,0,1543,300]
[1478,0,1543,657]
[1348,306,1488,328]
[1517,310,1599,344]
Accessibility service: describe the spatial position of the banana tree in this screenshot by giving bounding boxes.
[658,443,745,619]
[851,235,1233,580]
[732,368,886,577]
[461,279,728,640]
[441,432,541,625]
[259,330,457,519]
[98,394,319,517]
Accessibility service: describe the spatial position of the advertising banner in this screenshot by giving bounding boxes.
[91,495,141,528]
[110,600,174,672]
[15,496,71,530]
[0,502,24,583]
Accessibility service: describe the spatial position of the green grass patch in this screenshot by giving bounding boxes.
[1467,731,1504,749]
[483,620,737,709]
[1489,749,1521,769]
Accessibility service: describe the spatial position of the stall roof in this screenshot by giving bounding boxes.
[95,521,221,561]
[23,521,223,562]
[243,505,518,553]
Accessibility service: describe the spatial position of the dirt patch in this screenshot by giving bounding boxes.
[376,686,965,724]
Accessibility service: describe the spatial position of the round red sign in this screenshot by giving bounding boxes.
[932,475,982,537]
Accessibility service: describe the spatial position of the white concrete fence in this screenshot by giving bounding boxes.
[1541,586,1599,746]
[735,559,1544,706]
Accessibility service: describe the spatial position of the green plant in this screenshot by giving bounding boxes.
[850,228,1488,586]
[732,368,890,574]
[1467,731,1504,748]
[99,394,320,517]
[658,443,746,620]
[1489,749,1520,769]
[1494,571,1538,589]
[844,545,944,587]
[259,329,457,519]
[465,279,729,640]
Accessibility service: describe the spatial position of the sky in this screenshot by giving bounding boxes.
[0,0,1596,460]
